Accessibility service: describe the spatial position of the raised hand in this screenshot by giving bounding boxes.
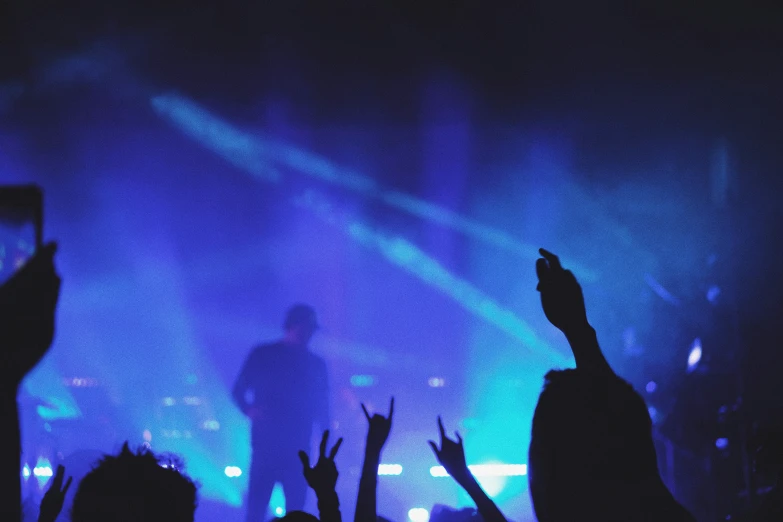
[0,242,61,383]
[535,248,589,336]
[428,416,471,485]
[38,465,72,522]
[361,398,394,454]
[299,430,343,495]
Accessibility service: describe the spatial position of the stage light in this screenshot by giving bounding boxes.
[350,374,375,387]
[716,438,729,450]
[427,377,445,388]
[33,466,53,477]
[687,338,702,372]
[429,464,527,477]
[162,397,176,406]
[22,464,30,479]
[408,508,429,522]
[274,507,285,517]
[224,466,242,478]
[377,464,403,476]
[646,381,657,393]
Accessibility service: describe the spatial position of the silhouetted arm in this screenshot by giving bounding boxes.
[536,249,612,374]
[355,399,393,522]
[0,244,61,522]
[429,417,507,522]
[564,323,611,374]
[457,476,507,522]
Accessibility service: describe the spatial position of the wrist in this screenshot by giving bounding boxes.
[316,489,340,506]
[564,322,594,342]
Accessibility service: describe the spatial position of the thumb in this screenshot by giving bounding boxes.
[298,450,310,470]
[428,440,439,457]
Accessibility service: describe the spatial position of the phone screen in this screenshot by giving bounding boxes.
[0,186,42,286]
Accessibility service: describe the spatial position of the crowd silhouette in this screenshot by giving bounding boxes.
[3,242,778,521]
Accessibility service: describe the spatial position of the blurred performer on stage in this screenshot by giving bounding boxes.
[233,304,330,522]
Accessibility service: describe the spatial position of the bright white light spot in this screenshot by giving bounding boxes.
[408,508,429,522]
[716,437,729,450]
[429,464,526,477]
[143,429,152,442]
[274,507,285,517]
[162,397,176,406]
[22,464,30,479]
[687,338,702,371]
[377,464,402,476]
[646,381,657,393]
[33,466,53,477]
[224,466,242,478]
[428,377,445,388]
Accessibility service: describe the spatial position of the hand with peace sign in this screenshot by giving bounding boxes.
[38,465,73,522]
[299,430,343,496]
[361,397,394,455]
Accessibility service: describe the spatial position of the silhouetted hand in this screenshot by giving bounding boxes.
[299,430,343,496]
[38,465,72,522]
[428,417,471,485]
[535,248,588,336]
[0,242,61,384]
[361,398,393,455]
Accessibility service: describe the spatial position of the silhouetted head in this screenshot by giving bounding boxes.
[275,511,319,522]
[283,304,319,346]
[71,442,198,522]
[529,369,692,521]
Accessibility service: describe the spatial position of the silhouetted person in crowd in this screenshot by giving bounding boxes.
[0,243,60,522]
[70,443,198,522]
[233,304,330,522]
[528,249,694,521]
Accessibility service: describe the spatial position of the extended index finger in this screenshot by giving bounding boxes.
[319,430,330,457]
[53,465,65,487]
[361,403,371,422]
[438,416,446,440]
[539,248,562,270]
[388,397,395,420]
